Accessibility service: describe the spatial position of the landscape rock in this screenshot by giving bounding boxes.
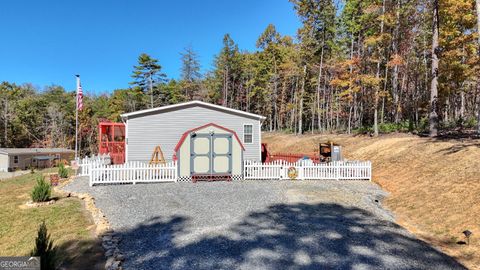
[102,235,112,241]
[115,253,125,261]
[105,257,115,269]
[104,248,114,258]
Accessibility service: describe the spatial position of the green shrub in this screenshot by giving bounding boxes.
[31,221,57,270]
[378,122,399,133]
[464,117,478,128]
[31,176,51,202]
[58,163,68,178]
[353,126,373,134]
[418,117,429,133]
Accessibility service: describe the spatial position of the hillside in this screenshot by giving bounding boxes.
[263,132,480,269]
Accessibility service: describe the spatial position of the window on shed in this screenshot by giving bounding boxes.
[244,124,253,144]
[13,156,18,164]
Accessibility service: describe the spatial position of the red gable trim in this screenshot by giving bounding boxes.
[173,123,246,154]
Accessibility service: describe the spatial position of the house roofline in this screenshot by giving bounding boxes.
[120,100,266,121]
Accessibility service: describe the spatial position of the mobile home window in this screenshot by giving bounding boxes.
[244,124,253,144]
[13,156,18,164]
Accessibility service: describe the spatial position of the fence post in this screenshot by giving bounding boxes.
[368,161,372,181]
[89,163,93,187]
[298,164,303,180]
[133,163,137,185]
[175,161,178,182]
[335,161,339,181]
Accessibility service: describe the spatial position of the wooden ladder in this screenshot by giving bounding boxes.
[149,146,166,165]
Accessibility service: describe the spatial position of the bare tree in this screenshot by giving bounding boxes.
[476,0,480,134]
[429,0,440,137]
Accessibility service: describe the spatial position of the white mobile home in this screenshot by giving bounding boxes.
[121,101,265,180]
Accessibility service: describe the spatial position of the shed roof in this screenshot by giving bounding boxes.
[0,148,74,155]
[174,123,246,152]
[121,100,266,120]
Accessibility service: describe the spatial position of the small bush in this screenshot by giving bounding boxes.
[464,117,478,128]
[30,166,35,174]
[31,176,51,202]
[31,221,57,270]
[353,126,373,134]
[58,163,68,179]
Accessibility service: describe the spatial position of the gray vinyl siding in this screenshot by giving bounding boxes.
[126,105,261,162]
[0,154,8,172]
[0,152,74,171]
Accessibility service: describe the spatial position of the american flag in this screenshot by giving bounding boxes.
[76,76,83,111]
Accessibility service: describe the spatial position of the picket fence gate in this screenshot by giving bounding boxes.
[243,160,371,181]
[89,161,177,186]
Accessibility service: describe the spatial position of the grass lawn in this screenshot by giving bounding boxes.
[0,168,104,269]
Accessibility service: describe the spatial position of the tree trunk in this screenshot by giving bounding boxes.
[149,73,154,108]
[298,65,306,134]
[392,0,401,123]
[429,0,439,137]
[317,45,325,132]
[374,0,386,136]
[476,0,480,134]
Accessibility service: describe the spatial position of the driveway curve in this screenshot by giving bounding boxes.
[64,178,465,270]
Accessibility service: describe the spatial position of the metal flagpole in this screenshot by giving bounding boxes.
[75,75,80,159]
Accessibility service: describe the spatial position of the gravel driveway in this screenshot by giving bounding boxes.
[64,178,465,270]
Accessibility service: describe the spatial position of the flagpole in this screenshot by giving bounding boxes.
[75,75,80,159]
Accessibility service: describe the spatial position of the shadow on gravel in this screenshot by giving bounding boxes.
[113,203,466,270]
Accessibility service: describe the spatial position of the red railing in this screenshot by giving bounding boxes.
[99,122,125,164]
[261,143,323,163]
[267,153,320,163]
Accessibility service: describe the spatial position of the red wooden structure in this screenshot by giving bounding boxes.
[261,143,320,163]
[98,122,126,164]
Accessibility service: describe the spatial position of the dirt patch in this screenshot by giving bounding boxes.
[20,199,56,208]
[263,132,480,270]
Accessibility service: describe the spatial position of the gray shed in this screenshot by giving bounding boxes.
[121,101,265,168]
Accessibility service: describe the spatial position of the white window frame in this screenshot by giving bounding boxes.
[243,124,253,144]
[13,155,18,164]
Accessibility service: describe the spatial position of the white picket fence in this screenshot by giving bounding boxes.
[244,160,371,181]
[77,155,371,186]
[89,161,177,186]
[76,154,111,176]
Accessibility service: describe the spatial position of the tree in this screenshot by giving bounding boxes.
[130,53,166,108]
[429,0,440,137]
[31,221,57,270]
[476,0,480,133]
[291,0,337,132]
[180,46,202,99]
[211,34,241,106]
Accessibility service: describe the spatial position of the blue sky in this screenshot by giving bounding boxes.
[0,0,301,94]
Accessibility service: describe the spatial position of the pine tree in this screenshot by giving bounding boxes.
[130,53,166,108]
[31,221,57,270]
[180,46,202,99]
